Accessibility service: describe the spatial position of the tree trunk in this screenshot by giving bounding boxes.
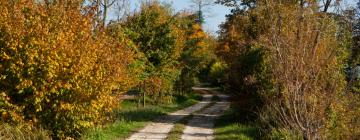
[102,0,108,27]
[143,82,146,107]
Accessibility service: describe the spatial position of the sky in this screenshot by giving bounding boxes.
[108,0,231,35]
[170,0,231,34]
[108,0,359,35]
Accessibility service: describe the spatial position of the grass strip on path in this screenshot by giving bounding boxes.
[166,114,194,140]
[166,93,217,140]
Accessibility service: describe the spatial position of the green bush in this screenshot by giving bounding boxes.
[209,61,227,86]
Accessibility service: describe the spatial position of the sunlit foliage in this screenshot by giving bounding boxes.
[119,1,189,103]
[177,15,217,92]
[0,0,135,138]
[216,0,358,139]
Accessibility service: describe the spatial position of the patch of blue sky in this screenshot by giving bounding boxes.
[107,0,231,35]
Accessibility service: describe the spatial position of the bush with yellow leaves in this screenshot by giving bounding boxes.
[0,0,135,139]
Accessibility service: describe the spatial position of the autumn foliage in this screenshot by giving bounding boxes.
[0,1,215,139]
[216,0,359,139]
[177,20,217,92]
[7,0,359,139]
[0,0,135,138]
[116,2,215,103]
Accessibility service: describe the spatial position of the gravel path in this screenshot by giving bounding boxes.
[181,91,230,140]
[127,92,213,140]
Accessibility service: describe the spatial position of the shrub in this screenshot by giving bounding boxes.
[258,2,347,139]
[209,60,227,86]
[0,1,134,138]
[216,0,354,139]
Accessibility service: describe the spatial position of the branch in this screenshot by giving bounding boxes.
[322,0,332,12]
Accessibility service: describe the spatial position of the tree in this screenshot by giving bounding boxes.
[114,0,130,21]
[176,13,216,92]
[349,1,360,65]
[190,0,214,24]
[100,0,117,26]
[119,1,187,104]
[87,0,129,27]
[215,0,257,12]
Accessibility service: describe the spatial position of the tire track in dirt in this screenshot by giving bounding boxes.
[181,90,230,140]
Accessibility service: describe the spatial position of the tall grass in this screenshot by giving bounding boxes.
[0,124,50,140]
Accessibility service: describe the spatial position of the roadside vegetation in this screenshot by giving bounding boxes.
[214,0,360,139]
[214,107,260,140]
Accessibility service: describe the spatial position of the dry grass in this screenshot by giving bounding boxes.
[0,124,50,140]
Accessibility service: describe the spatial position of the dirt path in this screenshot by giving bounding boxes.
[127,88,230,140]
[127,91,213,140]
[181,91,230,140]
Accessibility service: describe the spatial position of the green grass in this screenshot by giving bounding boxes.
[82,92,201,140]
[214,108,260,140]
[166,114,193,140]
